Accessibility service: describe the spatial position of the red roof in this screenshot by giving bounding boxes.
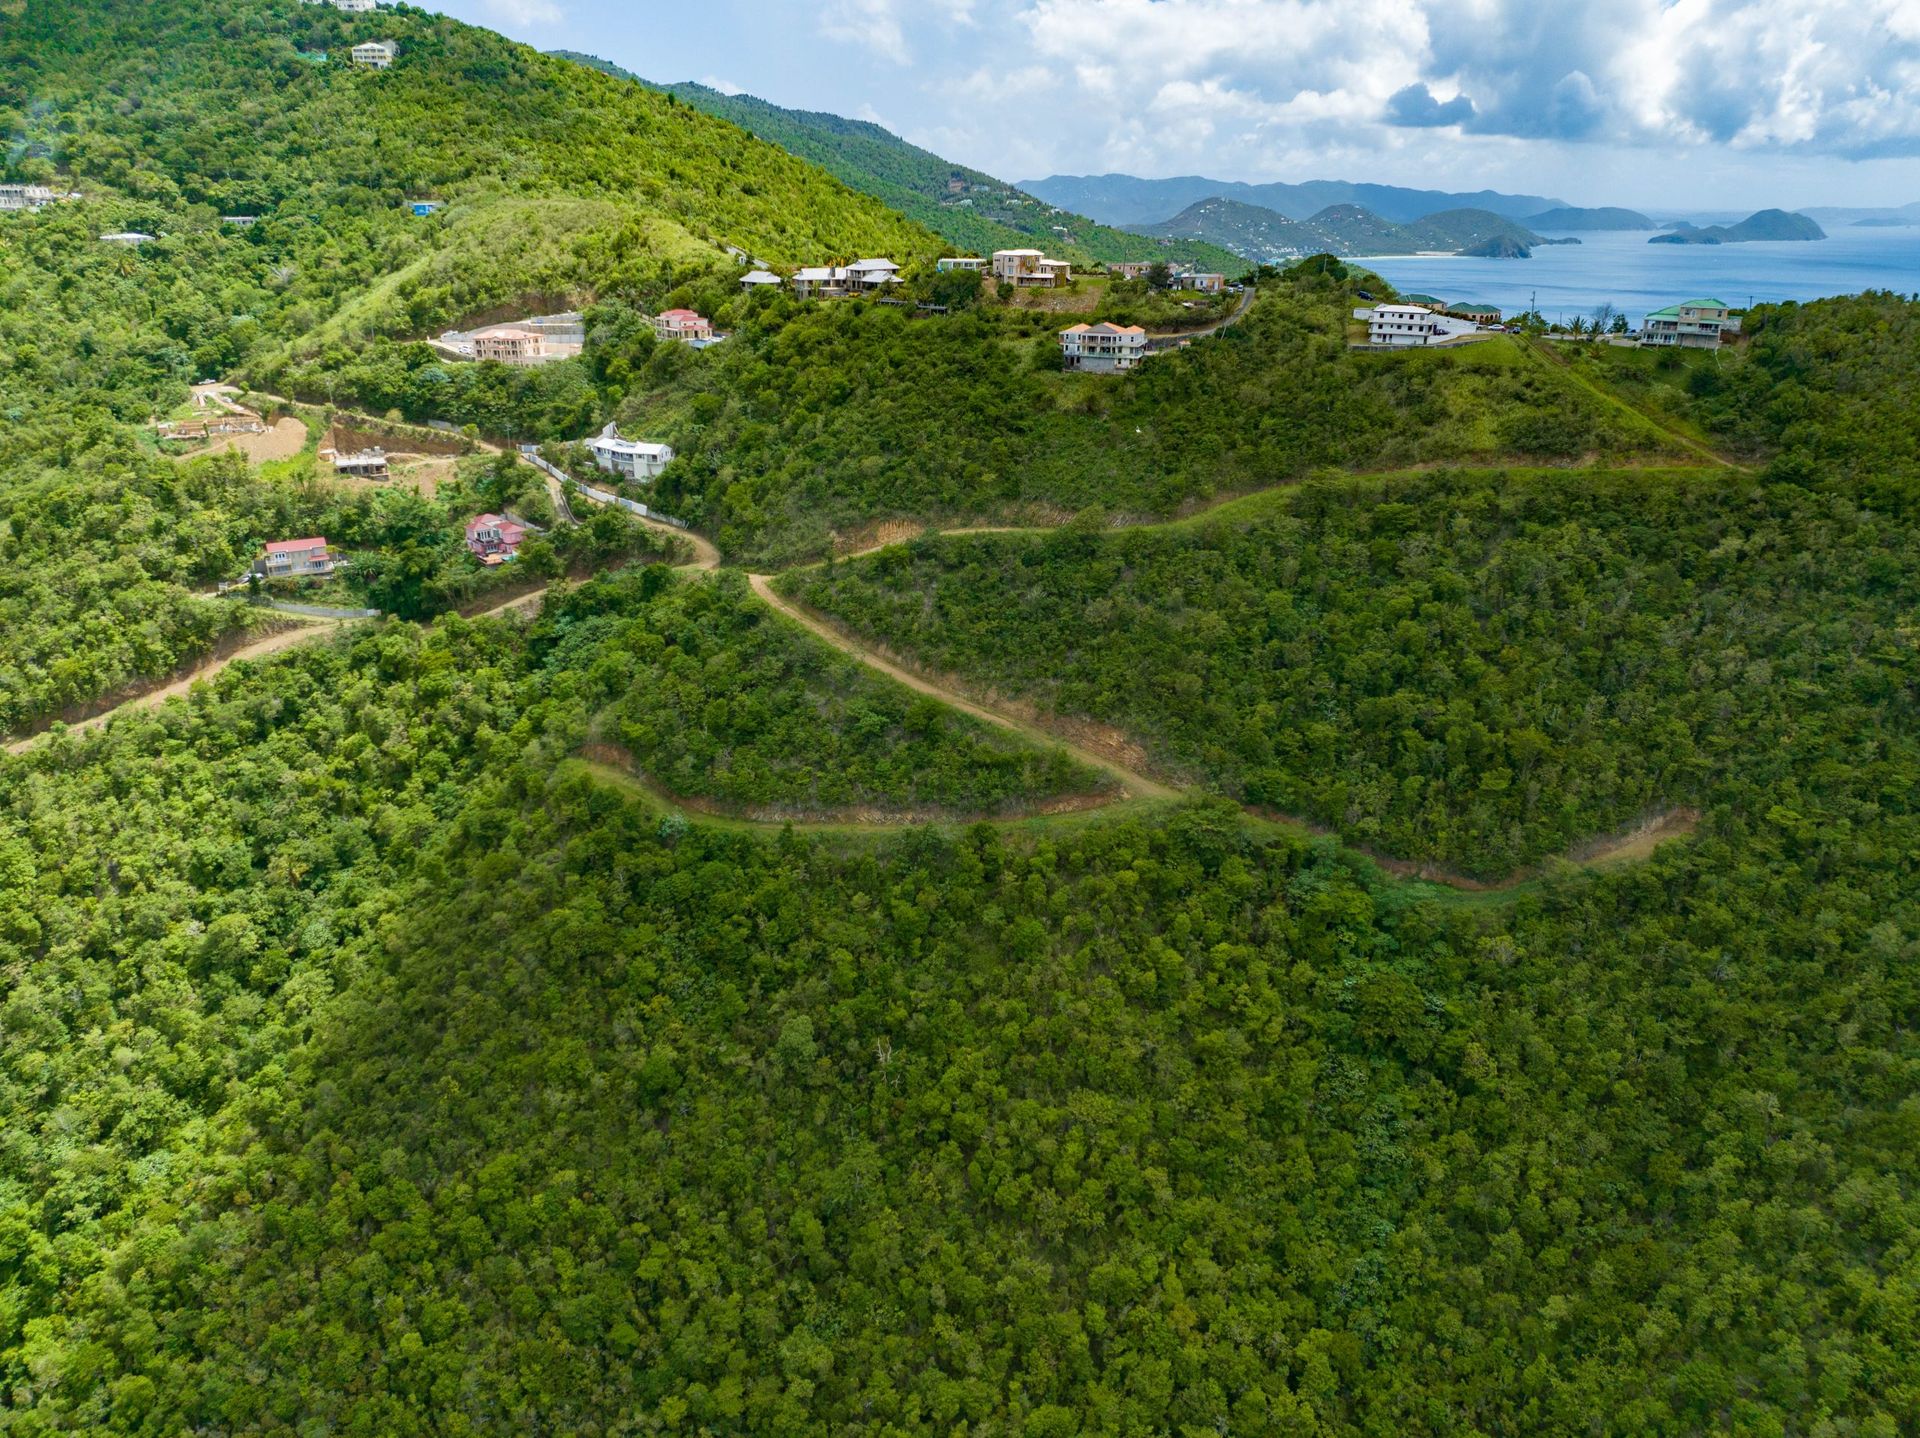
[657,308,706,322]
[265,537,326,554]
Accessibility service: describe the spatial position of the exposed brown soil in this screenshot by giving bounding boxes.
[5,618,335,753]
[172,416,309,464]
[329,420,470,458]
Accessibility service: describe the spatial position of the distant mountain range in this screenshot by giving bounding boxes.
[1524,206,1655,230]
[1651,209,1827,245]
[1134,196,1578,263]
[1020,173,1567,226]
[547,52,1243,273]
[1801,202,1920,226]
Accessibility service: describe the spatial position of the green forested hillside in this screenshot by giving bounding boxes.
[544,55,1240,272]
[0,0,933,725]
[4,2,1920,1435]
[784,466,1920,873]
[3,482,1917,1434]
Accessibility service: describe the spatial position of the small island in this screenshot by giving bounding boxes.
[1652,208,1826,244]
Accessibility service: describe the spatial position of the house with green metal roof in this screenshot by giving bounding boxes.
[1642,298,1739,348]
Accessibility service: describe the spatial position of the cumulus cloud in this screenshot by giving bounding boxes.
[988,0,1920,162]
[1384,83,1475,128]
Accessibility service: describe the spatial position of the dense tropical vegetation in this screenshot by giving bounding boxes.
[558,567,1110,817]
[4,0,1919,1434]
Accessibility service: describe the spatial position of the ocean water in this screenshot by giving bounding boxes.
[1353,227,1920,326]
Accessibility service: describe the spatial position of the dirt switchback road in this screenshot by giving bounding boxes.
[747,573,1178,802]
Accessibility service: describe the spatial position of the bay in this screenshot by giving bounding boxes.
[1352,227,1920,326]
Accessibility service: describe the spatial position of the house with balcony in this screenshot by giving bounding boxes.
[351,41,397,68]
[653,309,714,343]
[993,249,1072,287]
[1640,298,1739,348]
[790,266,847,300]
[1,184,63,212]
[1059,322,1147,373]
[937,256,987,272]
[465,513,528,566]
[255,538,336,580]
[586,422,674,481]
[472,326,546,364]
[845,258,901,293]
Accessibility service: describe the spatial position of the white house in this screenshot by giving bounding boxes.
[351,41,397,68]
[332,449,390,479]
[99,231,156,246]
[221,215,260,228]
[791,266,847,300]
[1059,322,1147,373]
[0,184,60,212]
[740,269,783,290]
[937,256,987,272]
[1641,298,1740,348]
[1354,303,1481,347]
[845,258,901,293]
[1184,272,1227,293]
[586,422,674,482]
[993,249,1072,287]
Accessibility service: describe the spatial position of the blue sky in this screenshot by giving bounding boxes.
[431,0,1920,210]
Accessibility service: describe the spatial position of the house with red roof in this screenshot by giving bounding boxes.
[465,513,528,566]
[255,538,336,580]
[653,309,714,343]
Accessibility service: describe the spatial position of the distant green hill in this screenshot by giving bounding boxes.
[547,53,1242,272]
[1139,198,1560,260]
[1653,209,1827,244]
[1525,206,1656,230]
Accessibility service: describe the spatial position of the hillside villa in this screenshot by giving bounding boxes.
[992,249,1073,287]
[1353,303,1481,347]
[1641,299,1740,348]
[653,309,715,343]
[791,259,901,299]
[99,231,155,246]
[937,257,987,272]
[1059,322,1147,372]
[351,41,397,68]
[586,422,674,481]
[465,514,528,566]
[1184,272,1227,293]
[332,449,390,479]
[1,184,72,212]
[254,538,335,580]
[471,327,547,364]
[1109,262,1155,280]
[740,269,783,290]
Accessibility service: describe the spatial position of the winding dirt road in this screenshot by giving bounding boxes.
[747,573,1178,803]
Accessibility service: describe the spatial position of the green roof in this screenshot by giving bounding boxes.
[1399,293,1445,306]
[1452,303,1500,316]
[1648,298,1730,317]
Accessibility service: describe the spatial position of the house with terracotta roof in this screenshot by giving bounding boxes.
[472,326,545,364]
[465,513,528,566]
[653,309,715,343]
[1059,322,1147,373]
[254,538,336,580]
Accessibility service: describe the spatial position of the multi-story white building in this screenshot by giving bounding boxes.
[0,184,61,212]
[844,258,901,293]
[1059,322,1147,373]
[1640,298,1740,348]
[1353,303,1481,347]
[993,249,1072,287]
[586,423,674,482]
[351,41,397,68]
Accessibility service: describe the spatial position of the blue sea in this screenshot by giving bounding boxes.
[1353,227,1920,327]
